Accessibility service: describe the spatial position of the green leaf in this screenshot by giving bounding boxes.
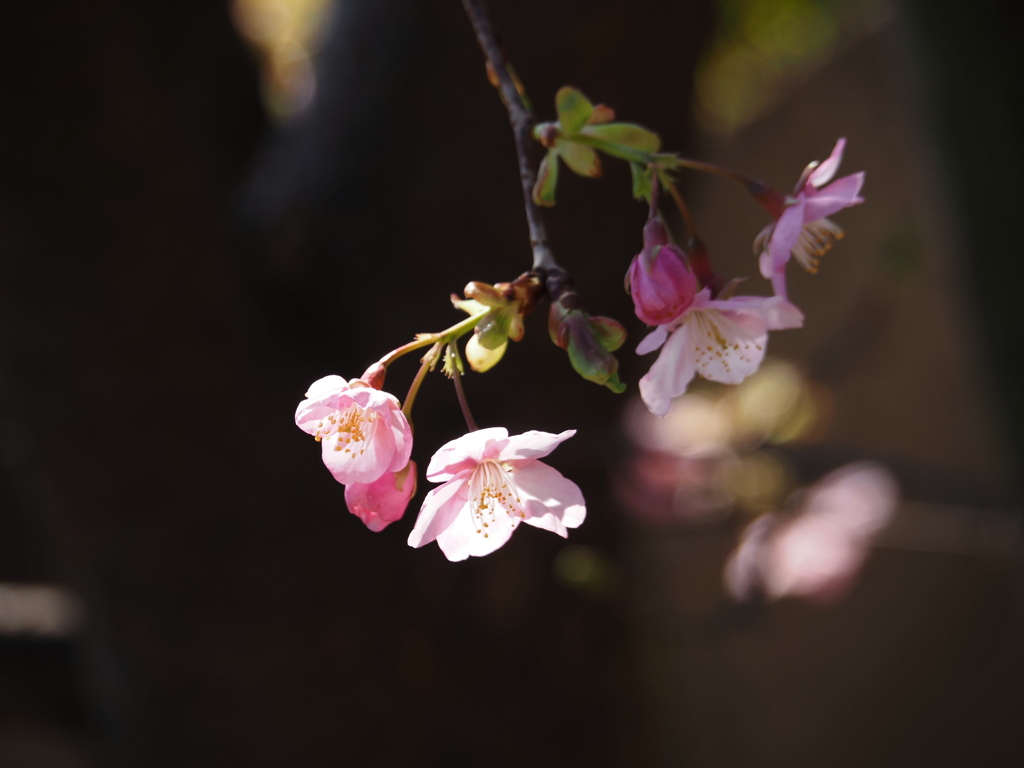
[630,162,652,202]
[533,148,559,207]
[557,140,602,178]
[555,87,593,135]
[581,121,659,160]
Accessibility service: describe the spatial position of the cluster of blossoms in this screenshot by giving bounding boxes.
[627,138,863,417]
[295,365,585,561]
[294,77,863,564]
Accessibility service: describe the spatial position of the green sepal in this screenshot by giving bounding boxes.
[533,148,559,207]
[630,162,652,202]
[555,86,593,135]
[475,308,512,350]
[557,140,602,178]
[588,315,627,352]
[442,343,465,377]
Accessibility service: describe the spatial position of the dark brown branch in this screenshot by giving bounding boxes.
[460,0,556,272]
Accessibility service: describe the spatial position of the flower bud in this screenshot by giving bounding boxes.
[549,302,626,393]
[627,242,698,326]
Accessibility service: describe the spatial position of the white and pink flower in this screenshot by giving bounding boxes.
[756,138,865,298]
[295,375,413,486]
[407,427,586,561]
[637,289,804,417]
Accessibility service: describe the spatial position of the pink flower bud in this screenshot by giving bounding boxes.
[627,242,697,326]
[344,461,418,532]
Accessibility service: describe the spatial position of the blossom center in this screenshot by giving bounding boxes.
[313,403,376,456]
[688,310,761,378]
[468,459,524,537]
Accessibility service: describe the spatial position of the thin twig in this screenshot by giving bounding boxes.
[449,346,479,432]
[461,0,556,273]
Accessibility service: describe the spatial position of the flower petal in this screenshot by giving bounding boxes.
[435,493,519,561]
[501,429,576,462]
[636,325,669,356]
[687,308,768,385]
[807,138,845,188]
[407,470,471,549]
[344,462,417,532]
[295,376,349,435]
[802,172,864,221]
[387,408,414,472]
[638,324,697,417]
[705,295,804,331]
[320,406,397,485]
[513,461,586,536]
[425,427,509,481]
[304,374,349,400]
[765,201,805,277]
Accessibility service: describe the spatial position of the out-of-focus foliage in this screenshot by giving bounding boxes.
[695,0,891,135]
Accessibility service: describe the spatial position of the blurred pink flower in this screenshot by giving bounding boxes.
[344,461,418,532]
[637,289,803,417]
[756,138,865,298]
[407,427,585,561]
[724,461,898,604]
[295,375,413,486]
[627,218,698,326]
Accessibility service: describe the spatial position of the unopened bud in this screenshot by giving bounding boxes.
[627,243,697,326]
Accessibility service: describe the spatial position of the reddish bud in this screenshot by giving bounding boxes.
[627,242,698,326]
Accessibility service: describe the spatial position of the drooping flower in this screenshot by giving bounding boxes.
[407,427,585,561]
[295,375,413,486]
[756,138,865,298]
[637,288,804,417]
[626,218,698,326]
[344,461,418,533]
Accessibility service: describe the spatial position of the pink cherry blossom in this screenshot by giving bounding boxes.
[344,461,417,532]
[407,427,586,561]
[627,218,698,326]
[724,462,898,604]
[637,288,804,417]
[295,375,413,486]
[756,138,865,298]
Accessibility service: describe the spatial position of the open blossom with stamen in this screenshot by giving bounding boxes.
[295,375,413,486]
[637,288,804,417]
[755,138,865,298]
[407,427,585,561]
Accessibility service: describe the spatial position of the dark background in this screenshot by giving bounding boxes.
[1,1,1023,766]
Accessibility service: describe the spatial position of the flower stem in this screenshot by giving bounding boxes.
[662,175,700,242]
[402,343,441,423]
[448,343,479,432]
[378,309,489,369]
